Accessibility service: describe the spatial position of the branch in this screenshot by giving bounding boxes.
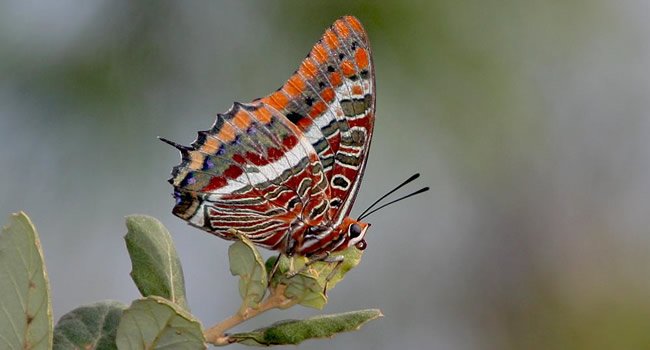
[204,284,297,346]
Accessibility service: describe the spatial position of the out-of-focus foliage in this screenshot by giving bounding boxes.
[53,301,125,350]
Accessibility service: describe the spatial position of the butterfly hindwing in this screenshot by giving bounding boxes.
[168,99,330,250]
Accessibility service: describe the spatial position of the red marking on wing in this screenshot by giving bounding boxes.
[203,176,227,192]
[267,146,283,161]
[246,151,266,166]
[232,154,246,164]
[224,164,243,179]
[282,134,298,149]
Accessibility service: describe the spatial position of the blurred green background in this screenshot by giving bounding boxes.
[2,1,650,349]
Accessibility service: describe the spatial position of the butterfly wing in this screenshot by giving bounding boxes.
[166,16,373,251]
[259,16,375,226]
[166,100,330,251]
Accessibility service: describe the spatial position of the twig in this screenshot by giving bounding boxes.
[204,284,298,346]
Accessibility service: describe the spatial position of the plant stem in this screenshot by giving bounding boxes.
[204,285,297,346]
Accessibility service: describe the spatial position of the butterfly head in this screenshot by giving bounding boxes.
[338,217,370,251]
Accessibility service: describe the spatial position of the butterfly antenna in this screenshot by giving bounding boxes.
[358,186,429,221]
[357,173,422,220]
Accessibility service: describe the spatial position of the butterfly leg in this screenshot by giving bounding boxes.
[284,252,331,278]
[322,256,345,295]
[290,254,346,295]
[267,252,284,282]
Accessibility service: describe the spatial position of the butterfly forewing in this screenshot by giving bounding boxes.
[260,16,375,225]
[166,16,374,254]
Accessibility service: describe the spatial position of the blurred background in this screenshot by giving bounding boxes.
[2,1,650,349]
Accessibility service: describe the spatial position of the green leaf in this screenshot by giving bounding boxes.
[53,300,126,350]
[229,309,383,346]
[267,256,327,309]
[0,211,53,350]
[228,234,267,310]
[125,215,189,310]
[310,247,364,290]
[115,296,205,350]
[266,247,364,309]
[283,274,328,310]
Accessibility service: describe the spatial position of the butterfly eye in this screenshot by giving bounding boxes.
[349,224,363,238]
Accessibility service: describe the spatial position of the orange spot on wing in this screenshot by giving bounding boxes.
[202,136,221,153]
[341,60,355,76]
[265,91,288,110]
[352,85,363,95]
[321,87,335,102]
[335,20,350,38]
[297,117,312,129]
[309,101,327,118]
[354,48,369,69]
[324,30,339,50]
[189,151,205,170]
[330,71,342,87]
[284,75,306,97]
[311,44,328,64]
[345,16,365,34]
[299,59,318,79]
[218,122,236,142]
[254,107,272,123]
[232,110,251,130]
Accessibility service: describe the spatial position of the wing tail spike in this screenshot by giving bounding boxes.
[159,136,192,152]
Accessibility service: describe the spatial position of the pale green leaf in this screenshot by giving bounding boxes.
[0,211,53,350]
[228,234,267,310]
[283,272,327,310]
[125,215,188,310]
[115,296,205,350]
[230,309,383,346]
[310,247,364,290]
[53,300,126,350]
[266,247,364,309]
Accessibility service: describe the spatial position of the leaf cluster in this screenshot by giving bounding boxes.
[0,212,381,349]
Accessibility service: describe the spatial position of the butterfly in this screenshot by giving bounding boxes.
[161,16,377,258]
